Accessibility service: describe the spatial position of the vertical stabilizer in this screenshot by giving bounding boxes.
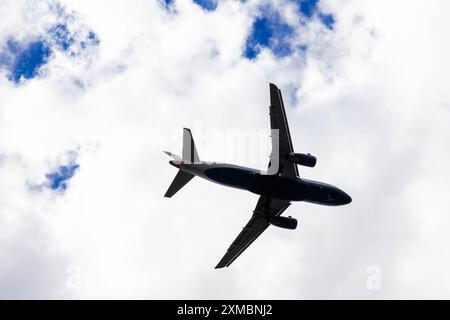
[182,128,200,164]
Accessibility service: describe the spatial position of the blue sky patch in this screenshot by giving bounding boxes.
[49,23,74,51]
[80,31,100,50]
[27,151,80,193]
[244,18,272,59]
[318,12,334,29]
[0,5,99,84]
[193,0,217,11]
[296,0,335,29]
[298,43,308,54]
[244,10,294,59]
[50,22,99,54]
[88,31,100,44]
[298,0,318,18]
[0,39,52,84]
[46,163,79,191]
[243,1,335,59]
[160,0,176,11]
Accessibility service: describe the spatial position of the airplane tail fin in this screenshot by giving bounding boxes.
[182,128,200,163]
[163,128,199,198]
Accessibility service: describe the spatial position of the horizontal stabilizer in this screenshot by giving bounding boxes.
[164,151,181,160]
[164,169,195,198]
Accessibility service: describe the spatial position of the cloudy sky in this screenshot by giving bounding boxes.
[0,0,450,299]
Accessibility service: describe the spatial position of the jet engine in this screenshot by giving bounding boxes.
[289,153,317,167]
[269,216,298,230]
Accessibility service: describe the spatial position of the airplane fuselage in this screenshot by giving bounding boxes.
[170,160,351,206]
[164,83,352,268]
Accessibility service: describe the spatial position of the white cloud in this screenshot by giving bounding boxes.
[1,0,450,298]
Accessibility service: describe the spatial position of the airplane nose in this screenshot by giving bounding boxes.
[341,191,352,205]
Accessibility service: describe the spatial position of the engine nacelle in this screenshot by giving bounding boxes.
[269,216,298,230]
[288,153,317,167]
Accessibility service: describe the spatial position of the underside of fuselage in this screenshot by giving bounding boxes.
[175,162,351,206]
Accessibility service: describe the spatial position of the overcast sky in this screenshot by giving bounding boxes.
[1,0,450,299]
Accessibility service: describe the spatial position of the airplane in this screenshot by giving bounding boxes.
[164,83,351,269]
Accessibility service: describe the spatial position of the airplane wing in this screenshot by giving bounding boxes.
[215,196,291,269]
[268,83,299,178]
